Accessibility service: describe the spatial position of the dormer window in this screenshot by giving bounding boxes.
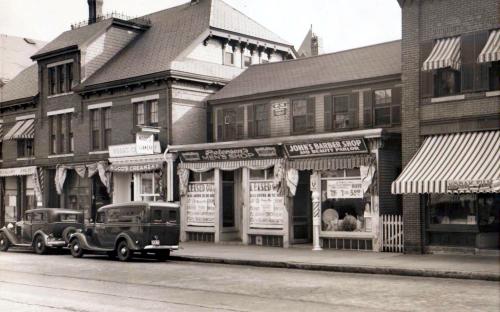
[47,61,74,96]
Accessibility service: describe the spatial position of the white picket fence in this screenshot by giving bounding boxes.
[381,214,404,253]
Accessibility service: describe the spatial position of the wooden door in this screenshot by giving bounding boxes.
[292,171,312,244]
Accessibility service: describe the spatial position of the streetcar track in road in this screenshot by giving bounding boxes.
[0,268,389,312]
[0,280,246,312]
[0,297,88,312]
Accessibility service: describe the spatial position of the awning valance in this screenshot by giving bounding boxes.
[478,29,500,63]
[422,36,461,71]
[109,154,164,173]
[4,119,35,141]
[0,166,37,177]
[392,131,500,194]
[178,159,283,172]
[286,154,374,171]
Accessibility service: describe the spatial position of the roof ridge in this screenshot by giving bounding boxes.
[247,39,402,69]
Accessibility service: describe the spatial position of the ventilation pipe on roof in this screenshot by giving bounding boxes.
[88,0,103,24]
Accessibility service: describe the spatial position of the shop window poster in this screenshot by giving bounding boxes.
[326,179,363,199]
[249,181,284,229]
[186,183,216,227]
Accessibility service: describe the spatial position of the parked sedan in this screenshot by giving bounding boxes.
[69,202,180,261]
[0,208,84,254]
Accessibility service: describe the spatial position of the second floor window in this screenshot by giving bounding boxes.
[374,88,401,126]
[325,94,359,131]
[17,139,34,158]
[291,98,315,134]
[243,56,252,68]
[49,113,73,155]
[48,62,74,96]
[90,107,111,151]
[135,100,158,128]
[216,107,244,141]
[247,103,270,138]
[225,51,235,66]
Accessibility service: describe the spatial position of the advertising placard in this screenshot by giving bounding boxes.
[186,183,216,227]
[179,145,281,162]
[249,181,284,229]
[136,132,155,155]
[326,179,363,199]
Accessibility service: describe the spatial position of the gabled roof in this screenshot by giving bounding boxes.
[32,19,113,59]
[209,40,402,102]
[0,64,38,103]
[80,0,292,89]
[0,34,45,83]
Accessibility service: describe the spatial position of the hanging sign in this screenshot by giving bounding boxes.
[249,181,284,229]
[186,183,216,227]
[136,132,155,155]
[179,145,281,162]
[285,138,368,158]
[326,179,363,199]
[109,141,161,158]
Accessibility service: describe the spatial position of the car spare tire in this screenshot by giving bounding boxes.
[62,226,78,244]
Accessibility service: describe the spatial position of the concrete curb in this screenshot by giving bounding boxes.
[170,255,500,282]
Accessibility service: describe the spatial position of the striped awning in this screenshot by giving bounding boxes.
[478,29,500,63]
[178,159,283,172]
[422,36,461,71]
[392,131,500,194]
[287,154,374,171]
[0,123,3,142]
[3,119,35,141]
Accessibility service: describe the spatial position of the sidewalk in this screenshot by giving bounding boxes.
[171,242,500,282]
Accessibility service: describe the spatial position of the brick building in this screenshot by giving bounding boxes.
[167,41,403,249]
[0,0,294,226]
[393,0,500,253]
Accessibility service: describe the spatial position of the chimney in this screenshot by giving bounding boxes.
[88,0,103,24]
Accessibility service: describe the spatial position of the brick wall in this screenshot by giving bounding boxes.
[400,0,500,253]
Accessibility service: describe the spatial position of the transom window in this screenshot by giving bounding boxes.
[249,168,274,180]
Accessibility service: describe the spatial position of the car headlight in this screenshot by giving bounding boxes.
[7,223,14,230]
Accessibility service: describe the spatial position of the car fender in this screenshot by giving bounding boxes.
[114,232,140,251]
[69,232,93,250]
[32,230,51,246]
[0,227,20,245]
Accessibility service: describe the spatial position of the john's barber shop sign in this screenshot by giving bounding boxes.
[179,145,281,162]
[285,138,368,158]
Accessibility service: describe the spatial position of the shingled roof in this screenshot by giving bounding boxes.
[0,64,38,103]
[209,40,402,102]
[80,0,292,88]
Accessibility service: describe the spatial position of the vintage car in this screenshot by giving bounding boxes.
[69,202,180,261]
[0,208,84,254]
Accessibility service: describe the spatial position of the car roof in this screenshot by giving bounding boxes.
[25,208,83,214]
[97,201,179,212]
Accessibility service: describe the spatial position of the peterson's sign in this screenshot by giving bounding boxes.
[179,145,281,162]
[285,138,368,158]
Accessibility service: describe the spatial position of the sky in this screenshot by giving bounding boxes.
[0,0,401,53]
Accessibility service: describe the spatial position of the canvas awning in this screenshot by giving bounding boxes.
[3,118,35,141]
[422,36,461,71]
[392,131,500,194]
[286,154,374,171]
[477,29,500,63]
[178,158,283,172]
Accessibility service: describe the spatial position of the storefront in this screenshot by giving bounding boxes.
[168,128,398,250]
[0,166,43,225]
[392,130,500,252]
[109,140,167,204]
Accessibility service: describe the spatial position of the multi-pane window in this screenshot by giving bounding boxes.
[134,100,158,127]
[47,62,74,96]
[90,107,111,151]
[17,139,34,158]
[225,51,234,65]
[291,98,315,134]
[373,88,401,126]
[333,96,350,129]
[216,107,244,141]
[325,94,358,131]
[49,113,73,155]
[247,103,270,138]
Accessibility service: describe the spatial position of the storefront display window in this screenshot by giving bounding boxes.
[320,169,368,232]
[187,170,215,227]
[25,175,36,211]
[4,177,17,222]
[249,168,284,229]
[138,171,162,202]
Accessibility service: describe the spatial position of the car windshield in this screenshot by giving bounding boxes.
[60,214,78,222]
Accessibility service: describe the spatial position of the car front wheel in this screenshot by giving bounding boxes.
[70,239,84,258]
[34,235,47,255]
[116,241,132,262]
[0,233,9,252]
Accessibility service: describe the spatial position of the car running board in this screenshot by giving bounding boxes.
[12,243,32,248]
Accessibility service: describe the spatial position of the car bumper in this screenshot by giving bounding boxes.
[46,239,66,247]
[143,245,179,250]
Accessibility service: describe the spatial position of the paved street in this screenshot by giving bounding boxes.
[0,250,499,312]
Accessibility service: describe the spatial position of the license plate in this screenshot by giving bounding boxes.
[151,240,160,246]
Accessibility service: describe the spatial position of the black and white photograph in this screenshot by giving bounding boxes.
[0,0,499,311]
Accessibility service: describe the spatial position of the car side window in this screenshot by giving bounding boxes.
[24,213,32,222]
[152,209,163,223]
[96,212,105,224]
[32,212,44,223]
[168,210,177,224]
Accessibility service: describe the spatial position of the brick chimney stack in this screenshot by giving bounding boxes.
[88,0,103,24]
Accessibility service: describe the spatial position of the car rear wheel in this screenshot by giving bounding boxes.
[33,235,47,255]
[116,241,132,262]
[70,239,84,258]
[0,233,9,252]
[155,250,170,261]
